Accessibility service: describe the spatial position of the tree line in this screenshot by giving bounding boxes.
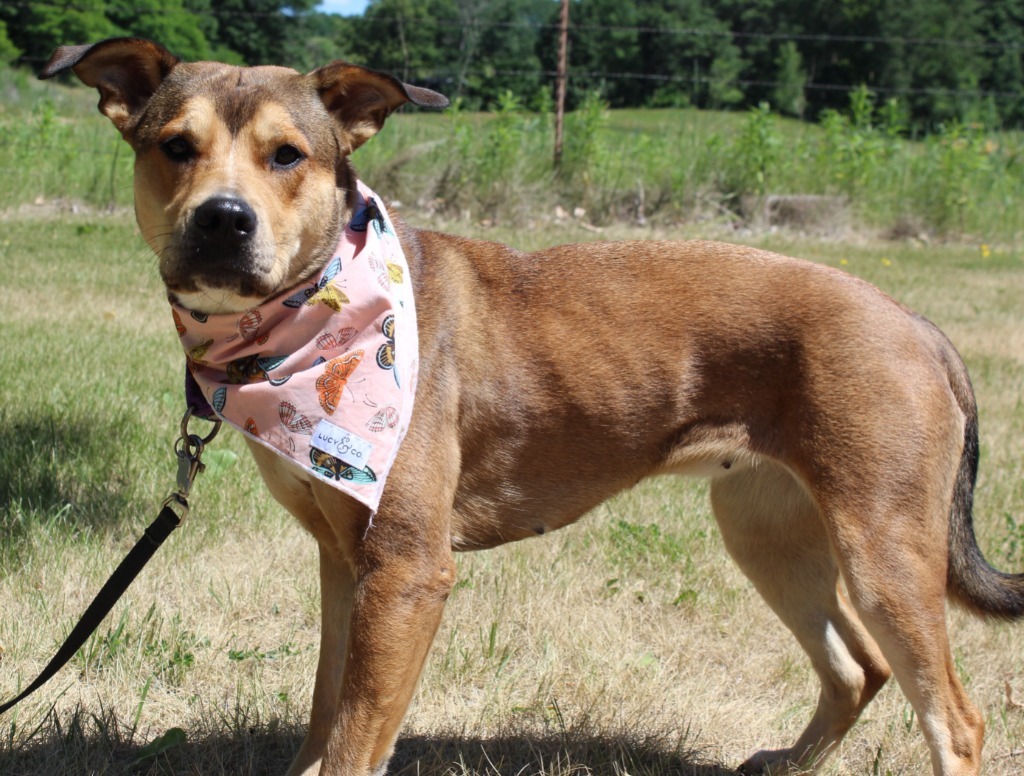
[2,0,1023,129]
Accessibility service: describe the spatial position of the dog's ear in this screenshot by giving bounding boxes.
[311,61,449,151]
[39,38,179,136]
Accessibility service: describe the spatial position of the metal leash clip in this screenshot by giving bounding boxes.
[164,407,222,518]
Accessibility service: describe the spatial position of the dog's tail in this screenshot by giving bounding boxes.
[931,317,1024,619]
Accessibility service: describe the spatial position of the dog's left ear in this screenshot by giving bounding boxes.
[311,61,449,152]
[39,37,179,136]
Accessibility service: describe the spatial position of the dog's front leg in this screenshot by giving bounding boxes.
[287,545,357,776]
[314,528,456,776]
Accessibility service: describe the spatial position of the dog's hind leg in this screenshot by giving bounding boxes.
[824,498,985,776]
[709,461,892,774]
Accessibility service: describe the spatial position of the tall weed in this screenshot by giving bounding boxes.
[432,92,552,222]
[718,102,783,225]
[816,88,897,197]
[729,102,781,201]
[920,122,996,233]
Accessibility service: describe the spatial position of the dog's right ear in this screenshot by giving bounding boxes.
[39,38,179,136]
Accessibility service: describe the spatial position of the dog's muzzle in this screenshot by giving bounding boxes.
[176,195,274,293]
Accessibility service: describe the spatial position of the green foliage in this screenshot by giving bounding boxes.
[74,606,211,691]
[227,643,299,661]
[729,102,781,199]
[461,0,551,109]
[432,92,551,221]
[1002,512,1024,567]
[106,0,216,62]
[636,0,736,108]
[919,122,996,233]
[348,0,551,109]
[349,0,461,88]
[0,0,320,71]
[2,0,117,61]
[195,0,319,65]
[478,90,528,186]
[816,86,898,197]
[605,519,688,567]
[772,41,806,118]
[144,624,209,685]
[878,0,988,126]
[560,91,608,180]
[556,0,639,109]
[0,19,20,65]
[984,0,1024,126]
[707,44,745,109]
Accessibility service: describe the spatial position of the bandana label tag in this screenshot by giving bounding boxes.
[311,419,374,469]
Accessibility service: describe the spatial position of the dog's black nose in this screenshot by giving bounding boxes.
[193,197,258,246]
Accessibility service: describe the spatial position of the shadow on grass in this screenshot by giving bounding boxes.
[390,729,739,776]
[0,410,139,566]
[0,706,740,775]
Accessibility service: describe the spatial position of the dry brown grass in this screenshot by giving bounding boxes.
[1,216,1022,775]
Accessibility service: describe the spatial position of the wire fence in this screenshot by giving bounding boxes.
[426,68,1024,102]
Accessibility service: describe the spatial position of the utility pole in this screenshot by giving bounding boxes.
[554,0,569,169]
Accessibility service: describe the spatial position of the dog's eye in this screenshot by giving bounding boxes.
[161,136,194,162]
[273,145,303,168]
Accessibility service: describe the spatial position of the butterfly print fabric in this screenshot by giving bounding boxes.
[171,181,418,511]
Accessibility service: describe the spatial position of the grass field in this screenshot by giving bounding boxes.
[1,63,1023,776]
[0,209,1022,775]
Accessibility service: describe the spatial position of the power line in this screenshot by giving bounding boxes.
[427,68,1024,102]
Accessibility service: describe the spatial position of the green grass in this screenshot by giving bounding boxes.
[0,211,1021,775]
[0,68,134,211]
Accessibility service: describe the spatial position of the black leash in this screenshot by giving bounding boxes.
[0,408,220,716]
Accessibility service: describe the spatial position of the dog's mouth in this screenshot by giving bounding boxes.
[170,249,276,295]
[166,277,277,314]
[162,245,282,314]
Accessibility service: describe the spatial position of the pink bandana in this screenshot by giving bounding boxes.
[172,181,417,512]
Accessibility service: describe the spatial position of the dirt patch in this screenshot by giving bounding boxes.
[0,198,133,221]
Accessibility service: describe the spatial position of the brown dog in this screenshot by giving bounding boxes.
[40,38,1023,776]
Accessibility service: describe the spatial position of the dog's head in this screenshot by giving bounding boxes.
[40,38,447,314]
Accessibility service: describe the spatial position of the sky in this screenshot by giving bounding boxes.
[318,0,370,15]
